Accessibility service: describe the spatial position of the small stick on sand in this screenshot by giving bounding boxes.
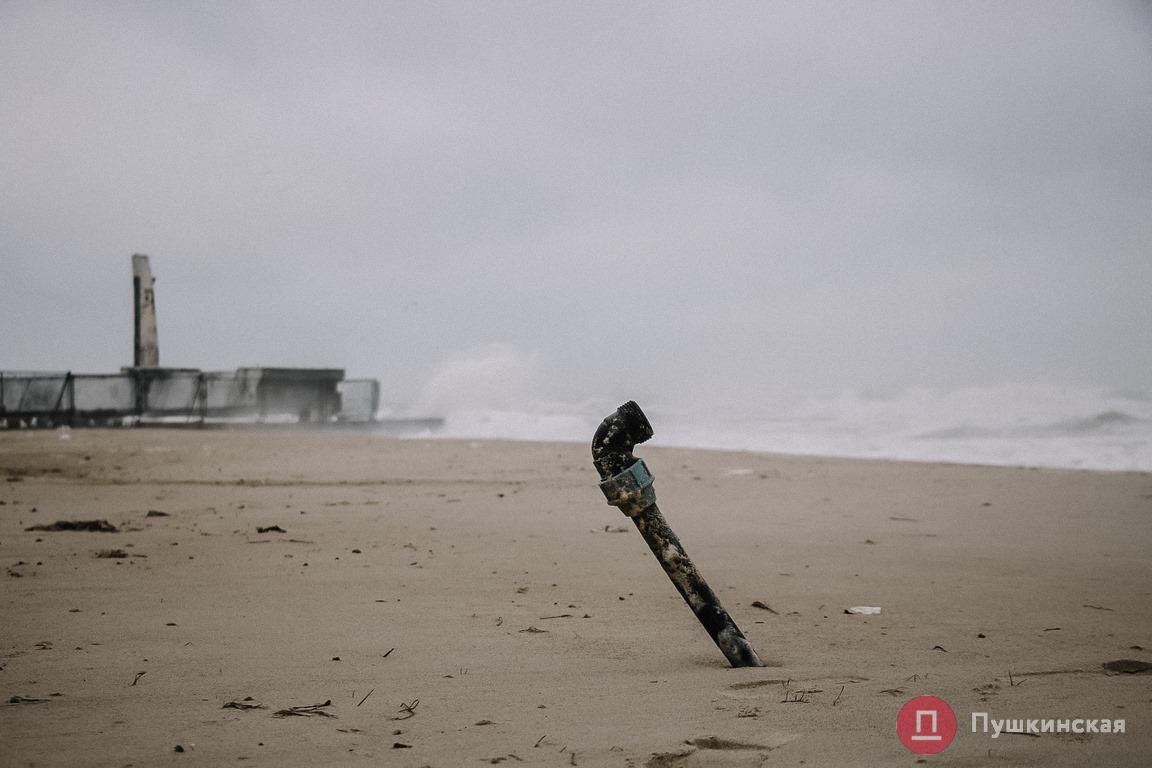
[273,700,335,718]
[390,698,419,720]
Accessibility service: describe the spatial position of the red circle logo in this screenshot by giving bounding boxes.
[897,695,957,754]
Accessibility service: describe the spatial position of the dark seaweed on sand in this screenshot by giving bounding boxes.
[26,520,119,533]
[1102,659,1152,674]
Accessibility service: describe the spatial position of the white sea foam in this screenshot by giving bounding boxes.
[654,385,1152,472]
[403,382,1152,472]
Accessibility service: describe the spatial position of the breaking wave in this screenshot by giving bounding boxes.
[404,355,1152,471]
[917,410,1147,440]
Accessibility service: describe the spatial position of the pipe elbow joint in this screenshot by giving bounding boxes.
[593,401,657,515]
[591,400,654,480]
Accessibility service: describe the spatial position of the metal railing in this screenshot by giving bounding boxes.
[1,370,379,428]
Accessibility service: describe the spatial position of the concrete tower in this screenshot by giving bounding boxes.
[132,254,159,368]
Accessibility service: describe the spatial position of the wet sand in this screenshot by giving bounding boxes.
[2,429,1150,766]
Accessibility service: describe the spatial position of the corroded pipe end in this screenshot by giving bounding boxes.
[616,400,654,443]
[592,400,655,480]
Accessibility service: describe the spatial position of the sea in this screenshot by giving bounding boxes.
[395,384,1152,473]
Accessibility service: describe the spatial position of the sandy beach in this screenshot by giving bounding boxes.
[1,429,1149,767]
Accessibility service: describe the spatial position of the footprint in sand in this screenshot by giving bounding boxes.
[645,734,797,767]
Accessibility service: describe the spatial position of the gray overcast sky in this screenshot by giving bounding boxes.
[3,1,1150,411]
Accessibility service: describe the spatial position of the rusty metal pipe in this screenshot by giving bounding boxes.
[592,401,763,668]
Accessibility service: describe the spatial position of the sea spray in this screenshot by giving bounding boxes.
[404,376,1151,471]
